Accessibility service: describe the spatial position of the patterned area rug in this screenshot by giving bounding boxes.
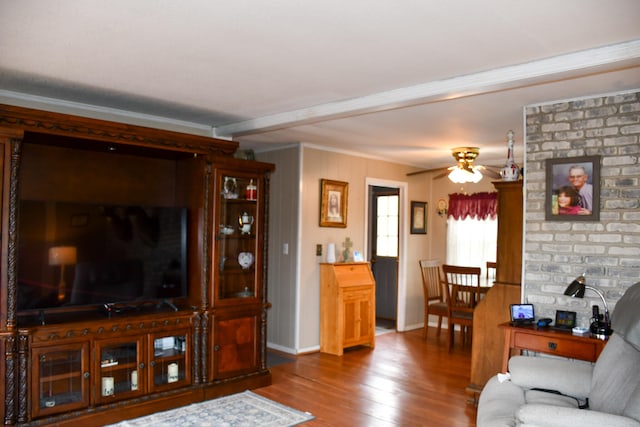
[106,391,314,427]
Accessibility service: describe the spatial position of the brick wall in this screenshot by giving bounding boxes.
[524,90,640,327]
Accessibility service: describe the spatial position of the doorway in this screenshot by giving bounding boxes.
[368,186,399,332]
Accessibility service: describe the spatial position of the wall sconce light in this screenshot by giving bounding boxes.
[49,246,77,302]
[436,198,448,217]
[564,273,612,339]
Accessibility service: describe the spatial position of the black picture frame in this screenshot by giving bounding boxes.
[410,201,427,234]
[545,155,600,221]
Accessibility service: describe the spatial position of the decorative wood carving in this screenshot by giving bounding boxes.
[260,174,271,372]
[0,104,238,156]
[202,162,212,309]
[4,334,16,425]
[17,334,28,424]
[6,139,21,332]
[27,315,193,344]
[199,311,209,382]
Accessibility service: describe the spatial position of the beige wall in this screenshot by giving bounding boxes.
[299,146,413,351]
[259,143,499,353]
[256,146,301,351]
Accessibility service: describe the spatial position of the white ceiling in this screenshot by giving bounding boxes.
[1,1,639,171]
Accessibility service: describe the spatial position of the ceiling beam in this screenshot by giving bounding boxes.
[214,39,640,138]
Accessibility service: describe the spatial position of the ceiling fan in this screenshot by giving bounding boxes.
[407,146,502,182]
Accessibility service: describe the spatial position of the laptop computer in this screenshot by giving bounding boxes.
[510,303,535,326]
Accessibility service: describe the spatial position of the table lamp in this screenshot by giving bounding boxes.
[564,273,612,339]
[49,246,77,302]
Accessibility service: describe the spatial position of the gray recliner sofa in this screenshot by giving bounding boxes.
[477,281,640,427]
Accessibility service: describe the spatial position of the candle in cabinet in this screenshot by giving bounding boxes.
[102,377,114,396]
[168,363,179,383]
[131,370,138,390]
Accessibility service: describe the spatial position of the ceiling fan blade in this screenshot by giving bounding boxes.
[406,166,453,177]
[476,165,503,179]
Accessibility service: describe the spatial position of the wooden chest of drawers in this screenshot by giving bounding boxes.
[500,322,606,372]
[320,263,376,356]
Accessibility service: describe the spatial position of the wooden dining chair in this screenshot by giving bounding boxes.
[486,261,497,282]
[442,264,482,352]
[418,259,448,338]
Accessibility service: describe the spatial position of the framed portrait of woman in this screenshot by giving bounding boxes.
[545,155,600,221]
[320,179,348,228]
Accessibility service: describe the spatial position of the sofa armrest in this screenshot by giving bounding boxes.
[508,356,593,398]
[518,404,640,427]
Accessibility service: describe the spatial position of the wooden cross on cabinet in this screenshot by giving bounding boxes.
[342,237,353,262]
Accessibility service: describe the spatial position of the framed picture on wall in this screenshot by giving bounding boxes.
[545,155,600,221]
[320,179,348,227]
[410,201,427,234]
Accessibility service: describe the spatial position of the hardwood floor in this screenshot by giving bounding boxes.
[257,327,478,426]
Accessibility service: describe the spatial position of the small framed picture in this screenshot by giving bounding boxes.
[410,201,427,234]
[545,156,600,221]
[320,179,348,228]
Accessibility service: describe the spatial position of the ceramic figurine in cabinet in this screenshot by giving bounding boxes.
[239,212,254,234]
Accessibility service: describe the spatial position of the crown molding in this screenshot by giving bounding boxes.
[0,90,214,136]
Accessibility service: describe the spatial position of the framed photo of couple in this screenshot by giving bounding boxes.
[320,179,348,228]
[545,155,600,221]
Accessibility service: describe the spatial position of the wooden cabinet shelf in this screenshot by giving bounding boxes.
[39,371,83,383]
[100,362,137,371]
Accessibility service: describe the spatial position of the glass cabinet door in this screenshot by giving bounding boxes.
[94,337,144,404]
[149,331,190,391]
[216,172,261,302]
[32,342,90,418]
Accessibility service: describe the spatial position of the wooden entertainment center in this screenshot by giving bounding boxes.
[0,104,275,426]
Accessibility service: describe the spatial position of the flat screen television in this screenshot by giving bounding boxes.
[17,200,188,312]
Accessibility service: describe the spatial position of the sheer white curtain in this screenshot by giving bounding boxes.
[445,216,497,273]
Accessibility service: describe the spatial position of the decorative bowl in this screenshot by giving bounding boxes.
[220,225,234,235]
[234,287,253,298]
[238,252,254,269]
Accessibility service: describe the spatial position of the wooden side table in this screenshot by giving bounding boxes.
[500,322,607,372]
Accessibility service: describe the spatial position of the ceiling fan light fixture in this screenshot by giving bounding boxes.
[448,147,484,183]
[448,168,466,183]
[470,168,483,183]
[448,167,483,183]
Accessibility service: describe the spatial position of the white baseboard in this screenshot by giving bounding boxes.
[267,342,320,355]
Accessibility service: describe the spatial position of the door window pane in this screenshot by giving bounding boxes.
[376,195,398,257]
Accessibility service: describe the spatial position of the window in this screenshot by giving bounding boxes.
[445,192,497,275]
[376,195,398,257]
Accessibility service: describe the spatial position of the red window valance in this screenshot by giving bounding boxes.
[448,192,498,220]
